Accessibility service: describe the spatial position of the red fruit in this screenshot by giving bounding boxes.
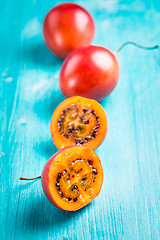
[59,45,120,101]
[43,3,95,59]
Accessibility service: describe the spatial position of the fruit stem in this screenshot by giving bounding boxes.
[19,176,41,180]
[114,41,159,55]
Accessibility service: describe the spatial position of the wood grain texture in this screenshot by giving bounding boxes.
[0,0,160,239]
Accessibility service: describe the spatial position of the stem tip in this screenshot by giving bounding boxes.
[115,41,159,55]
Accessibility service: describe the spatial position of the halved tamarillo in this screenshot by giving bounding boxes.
[50,96,107,149]
[20,146,103,211]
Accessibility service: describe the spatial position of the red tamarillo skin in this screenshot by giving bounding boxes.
[41,146,103,211]
[41,148,68,209]
[43,3,95,58]
[59,46,120,101]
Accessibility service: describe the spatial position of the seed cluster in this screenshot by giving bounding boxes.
[57,105,100,145]
[55,159,98,202]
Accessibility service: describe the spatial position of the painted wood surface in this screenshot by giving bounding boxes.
[0,0,160,239]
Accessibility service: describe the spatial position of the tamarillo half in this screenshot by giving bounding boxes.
[20,146,103,211]
[41,146,103,211]
[50,96,107,149]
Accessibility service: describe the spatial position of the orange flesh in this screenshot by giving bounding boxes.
[48,147,103,211]
[50,96,107,149]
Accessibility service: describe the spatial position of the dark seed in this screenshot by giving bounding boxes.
[84,119,89,125]
[93,169,98,175]
[82,177,87,181]
[96,116,99,121]
[64,169,67,173]
[66,107,70,112]
[77,126,82,131]
[68,197,72,202]
[83,109,87,113]
[95,127,99,132]
[80,140,84,145]
[91,133,96,138]
[81,177,87,184]
[73,198,77,202]
[84,138,88,142]
[63,110,66,113]
[88,160,93,165]
[58,119,62,124]
[57,187,61,191]
[56,178,59,183]
[76,140,80,145]
[90,110,94,113]
[58,173,61,179]
[63,134,69,138]
[68,126,75,133]
[73,185,78,190]
[56,183,60,187]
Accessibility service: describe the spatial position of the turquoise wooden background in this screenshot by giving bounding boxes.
[0,0,160,239]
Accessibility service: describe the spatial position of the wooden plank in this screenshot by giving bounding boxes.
[0,0,160,239]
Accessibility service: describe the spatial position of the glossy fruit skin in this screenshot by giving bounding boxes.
[59,45,120,101]
[43,3,95,58]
